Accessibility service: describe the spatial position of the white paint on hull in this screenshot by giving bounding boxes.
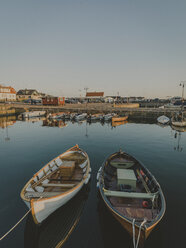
[33,183,84,223]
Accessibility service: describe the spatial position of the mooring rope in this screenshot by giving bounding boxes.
[0,208,32,241]
[0,196,42,241]
[132,218,147,248]
[132,219,136,248]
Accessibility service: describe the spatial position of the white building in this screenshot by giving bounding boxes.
[0,85,16,101]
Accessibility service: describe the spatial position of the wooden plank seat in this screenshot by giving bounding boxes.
[103,189,157,199]
[25,191,62,198]
[42,183,75,188]
[110,161,134,169]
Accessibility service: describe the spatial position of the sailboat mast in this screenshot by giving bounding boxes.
[180,81,185,112]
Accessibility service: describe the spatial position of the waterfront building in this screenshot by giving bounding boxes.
[17,89,44,101]
[86,91,104,102]
[42,96,65,106]
[0,85,16,101]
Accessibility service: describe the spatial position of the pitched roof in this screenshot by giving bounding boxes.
[0,85,16,94]
[86,92,104,97]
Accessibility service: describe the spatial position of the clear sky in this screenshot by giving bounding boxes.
[0,0,186,98]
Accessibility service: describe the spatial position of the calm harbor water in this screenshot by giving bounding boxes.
[0,118,186,248]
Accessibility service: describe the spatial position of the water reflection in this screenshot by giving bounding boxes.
[97,196,131,248]
[43,119,67,128]
[24,184,90,248]
[0,116,16,129]
[111,120,128,127]
[170,125,185,152]
[23,117,46,123]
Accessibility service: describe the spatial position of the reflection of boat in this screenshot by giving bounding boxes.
[43,119,67,128]
[22,111,46,118]
[21,145,91,224]
[24,184,90,248]
[101,113,115,121]
[112,116,128,122]
[157,115,170,125]
[111,120,128,127]
[97,150,165,247]
[23,117,46,123]
[171,125,186,132]
[97,197,131,248]
[87,113,103,121]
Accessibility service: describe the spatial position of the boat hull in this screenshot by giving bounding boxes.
[31,183,84,224]
[21,145,91,224]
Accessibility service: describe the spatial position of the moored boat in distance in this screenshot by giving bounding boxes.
[97,150,165,247]
[157,115,170,125]
[74,113,87,121]
[101,113,115,121]
[20,145,91,224]
[22,111,46,118]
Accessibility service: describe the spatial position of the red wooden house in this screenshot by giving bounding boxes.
[42,97,65,106]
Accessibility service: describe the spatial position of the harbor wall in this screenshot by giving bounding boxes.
[8,102,184,121]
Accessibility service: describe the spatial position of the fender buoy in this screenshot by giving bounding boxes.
[142,201,148,208]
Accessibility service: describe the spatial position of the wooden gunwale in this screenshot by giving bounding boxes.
[99,151,166,240]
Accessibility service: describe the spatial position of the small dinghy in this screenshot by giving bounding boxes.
[21,145,91,224]
[74,113,87,121]
[157,115,170,125]
[102,113,115,121]
[97,150,165,247]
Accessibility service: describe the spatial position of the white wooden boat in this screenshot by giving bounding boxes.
[22,111,46,118]
[157,115,170,125]
[20,145,91,224]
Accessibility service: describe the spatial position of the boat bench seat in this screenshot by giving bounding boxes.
[103,189,157,199]
[25,191,62,198]
[110,161,134,169]
[42,183,75,188]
